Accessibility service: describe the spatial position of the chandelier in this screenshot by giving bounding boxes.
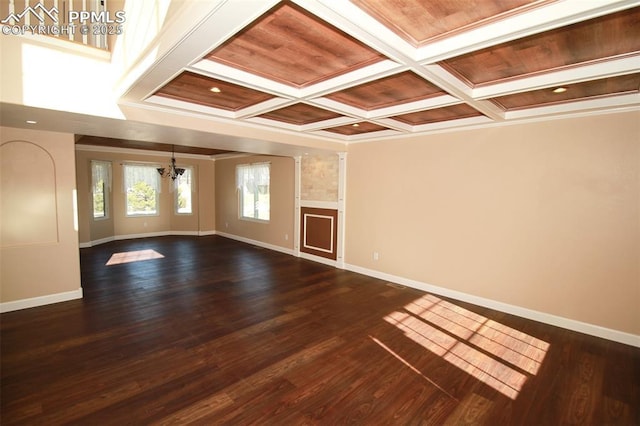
[157,146,185,180]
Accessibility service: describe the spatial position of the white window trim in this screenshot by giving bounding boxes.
[237,162,270,223]
[123,163,161,217]
[91,160,111,221]
[175,166,194,215]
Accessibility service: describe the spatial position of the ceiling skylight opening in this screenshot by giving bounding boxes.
[552,87,568,94]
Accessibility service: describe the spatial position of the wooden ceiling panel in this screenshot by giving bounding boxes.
[441,7,640,86]
[325,71,446,110]
[258,103,343,125]
[393,104,483,125]
[323,122,391,135]
[139,2,637,144]
[491,74,640,110]
[76,136,233,156]
[206,2,386,88]
[351,0,541,46]
[154,71,274,111]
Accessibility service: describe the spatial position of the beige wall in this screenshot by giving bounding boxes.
[216,155,294,250]
[346,111,640,335]
[75,148,215,244]
[1,127,81,303]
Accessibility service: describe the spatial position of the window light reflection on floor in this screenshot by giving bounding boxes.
[105,249,165,266]
[379,293,550,400]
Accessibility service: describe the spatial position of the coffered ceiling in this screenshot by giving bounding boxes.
[125,0,639,145]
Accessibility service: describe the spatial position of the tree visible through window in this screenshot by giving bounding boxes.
[91,160,111,219]
[176,167,193,214]
[124,164,160,216]
[237,162,270,221]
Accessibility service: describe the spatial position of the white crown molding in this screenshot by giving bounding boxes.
[346,104,640,144]
[504,93,640,120]
[118,99,347,150]
[413,0,640,63]
[145,95,237,119]
[473,54,640,99]
[211,152,253,161]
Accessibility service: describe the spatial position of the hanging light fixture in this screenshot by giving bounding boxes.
[157,145,185,180]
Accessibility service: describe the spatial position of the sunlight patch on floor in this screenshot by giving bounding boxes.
[106,249,165,265]
[404,294,549,375]
[380,293,550,400]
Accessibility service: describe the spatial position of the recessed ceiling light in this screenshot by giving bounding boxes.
[210,87,221,93]
[552,87,567,94]
[352,123,360,127]
[26,120,37,124]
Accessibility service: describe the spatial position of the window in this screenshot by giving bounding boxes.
[124,164,160,216]
[175,167,193,214]
[237,162,270,221]
[91,160,111,219]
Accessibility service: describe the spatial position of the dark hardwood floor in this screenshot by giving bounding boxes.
[2,235,639,425]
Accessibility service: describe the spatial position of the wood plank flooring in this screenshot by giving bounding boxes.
[2,235,639,425]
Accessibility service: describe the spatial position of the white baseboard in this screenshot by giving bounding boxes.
[299,252,338,267]
[344,263,640,348]
[169,231,200,236]
[114,231,171,241]
[0,288,83,313]
[80,231,217,248]
[215,231,295,256]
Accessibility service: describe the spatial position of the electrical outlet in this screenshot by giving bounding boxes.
[285,234,289,241]
[373,252,379,261]
[225,222,229,229]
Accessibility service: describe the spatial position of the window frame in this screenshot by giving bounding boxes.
[174,166,194,215]
[91,160,111,220]
[236,162,270,223]
[123,163,161,217]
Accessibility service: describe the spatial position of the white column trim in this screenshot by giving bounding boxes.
[293,156,301,257]
[337,152,347,269]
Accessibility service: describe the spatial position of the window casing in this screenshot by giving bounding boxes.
[124,164,160,216]
[175,167,193,215]
[237,162,270,222]
[91,160,111,219]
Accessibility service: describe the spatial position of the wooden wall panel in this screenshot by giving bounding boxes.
[300,207,338,260]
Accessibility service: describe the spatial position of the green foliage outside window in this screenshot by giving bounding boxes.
[93,179,105,218]
[127,181,157,214]
[91,161,110,219]
[178,187,187,210]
